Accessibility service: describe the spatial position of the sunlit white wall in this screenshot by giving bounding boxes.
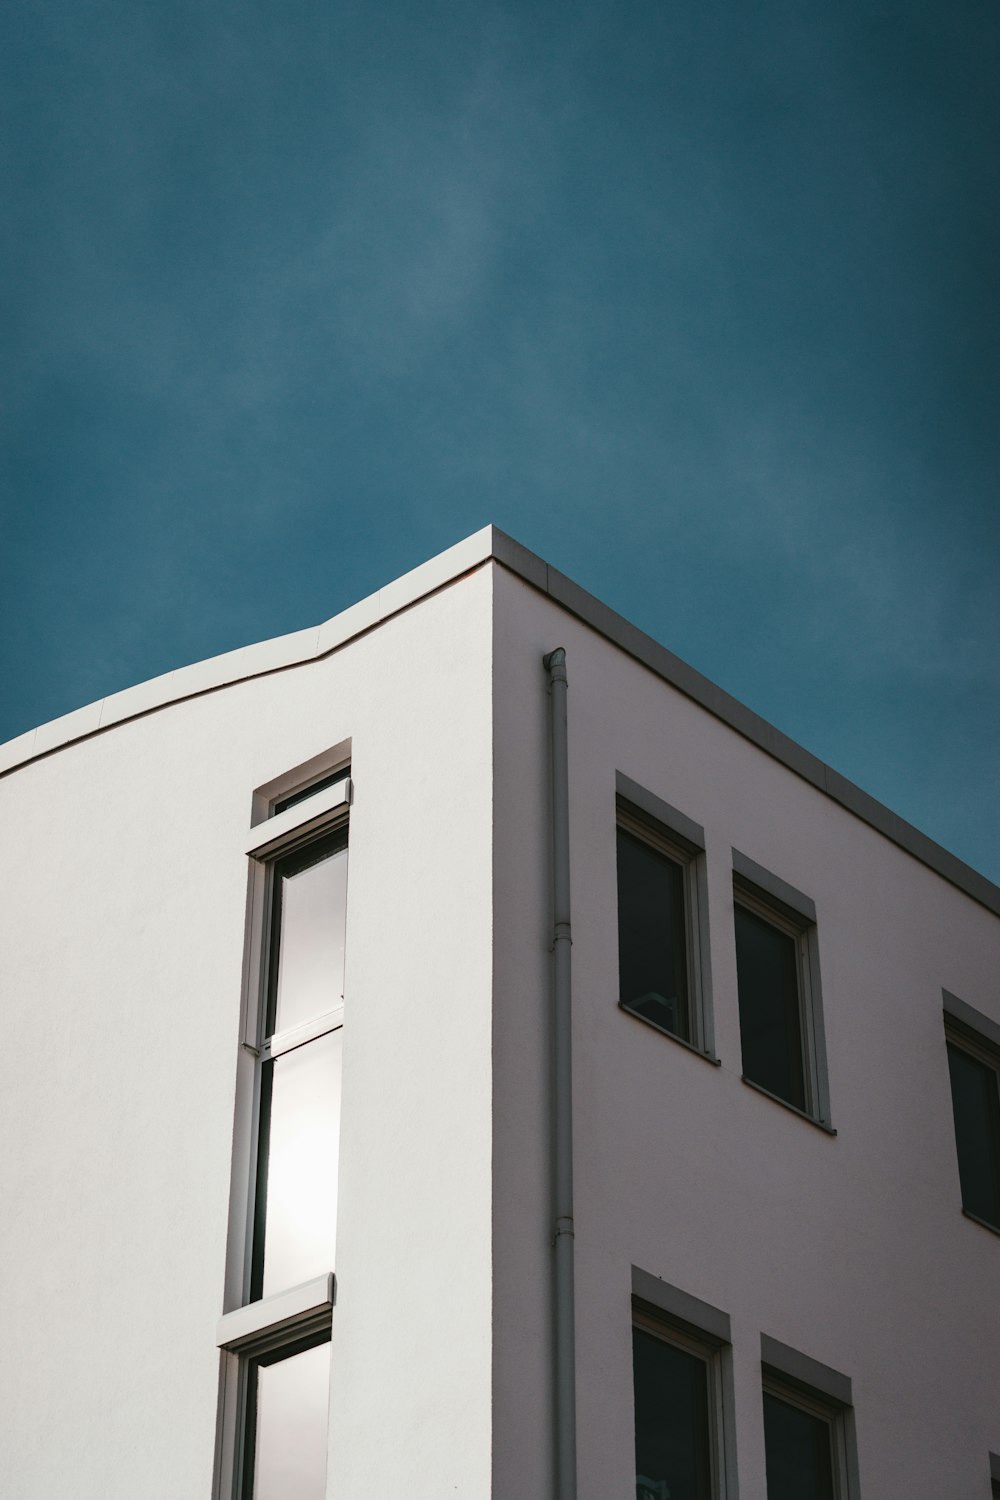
[0,563,494,1500]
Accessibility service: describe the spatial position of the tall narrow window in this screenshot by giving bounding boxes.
[217,767,351,1500]
[734,903,806,1111]
[733,853,831,1128]
[618,826,691,1042]
[615,776,714,1058]
[947,1043,1000,1228]
[943,994,1000,1233]
[253,828,347,1300]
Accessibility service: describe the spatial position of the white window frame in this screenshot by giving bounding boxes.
[215,758,352,1500]
[616,772,717,1062]
[760,1334,859,1500]
[732,851,833,1132]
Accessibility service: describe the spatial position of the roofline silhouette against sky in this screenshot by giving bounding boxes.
[3,525,997,917]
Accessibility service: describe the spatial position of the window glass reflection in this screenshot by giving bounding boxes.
[617,828,690,1041]
[260,1029,343,1297]
[272,842,348,1036]
[251,1339,331,1500]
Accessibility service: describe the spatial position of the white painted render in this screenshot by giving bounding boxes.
[0,564,494,1500]
[1,530,998,1499]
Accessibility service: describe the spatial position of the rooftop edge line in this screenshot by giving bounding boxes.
[2,524,997,918]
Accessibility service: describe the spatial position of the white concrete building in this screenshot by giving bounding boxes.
[2,526,998,1500]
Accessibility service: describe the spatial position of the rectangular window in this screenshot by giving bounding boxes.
[242,1332,332,1500]
[761,1335,857,1500]
[763,1387,838,1500]
[943,992,1000,1234]
[633,1321,711,1499]
[733,852,831,1128]
[616,774,715,1059]
[253,828,347,1300]
[218,763,351,1500]
[631,1267,736,1500]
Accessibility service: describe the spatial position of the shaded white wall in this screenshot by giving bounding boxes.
[0,567,494,1500]
[490,563,1000,1499]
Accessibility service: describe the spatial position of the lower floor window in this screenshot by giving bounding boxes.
[632,1319,715,1499]
[242,1332,331,1499]
[763,1388,836,1500]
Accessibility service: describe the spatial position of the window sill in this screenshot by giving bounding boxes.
[961,1208,1000,1239]
[740,1076,837,1136]
[618,1002,721,1067]
[216,1272,335,1352]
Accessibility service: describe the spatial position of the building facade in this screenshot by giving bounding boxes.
[1,526,998,1499]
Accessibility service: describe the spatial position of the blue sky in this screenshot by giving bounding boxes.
[2,0,998,881]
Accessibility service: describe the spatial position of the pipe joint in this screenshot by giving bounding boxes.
[543,646,568,686]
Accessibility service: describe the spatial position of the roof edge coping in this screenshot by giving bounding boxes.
[1,523,997,917]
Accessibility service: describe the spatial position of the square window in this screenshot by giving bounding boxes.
[616,776,714,1059]
[943,993,1000,1233]
[733,854,831,1128]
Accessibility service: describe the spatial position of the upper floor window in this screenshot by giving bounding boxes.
[253,826,347,1300]
[733,852,831,1130]
[943,990,1000,1234]
[217,761,351,1500]
[616,773,715,1061]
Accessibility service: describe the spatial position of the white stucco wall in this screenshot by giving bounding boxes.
[0,565,495,1500]
[3,536,998,1500]
[490,562,1000,1499]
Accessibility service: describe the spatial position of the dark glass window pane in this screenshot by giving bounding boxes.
[947,1043,1000,1227]
[270,839,348,1036]
[247,1338,331,1499]
[763,1391,835,1500]
[617,828,690,1041]
[632,1327,712,1500]
[257,1029,343,1297]
[735,905,806,1111]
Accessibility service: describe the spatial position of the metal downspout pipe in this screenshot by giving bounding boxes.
[543,647,577,1500]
